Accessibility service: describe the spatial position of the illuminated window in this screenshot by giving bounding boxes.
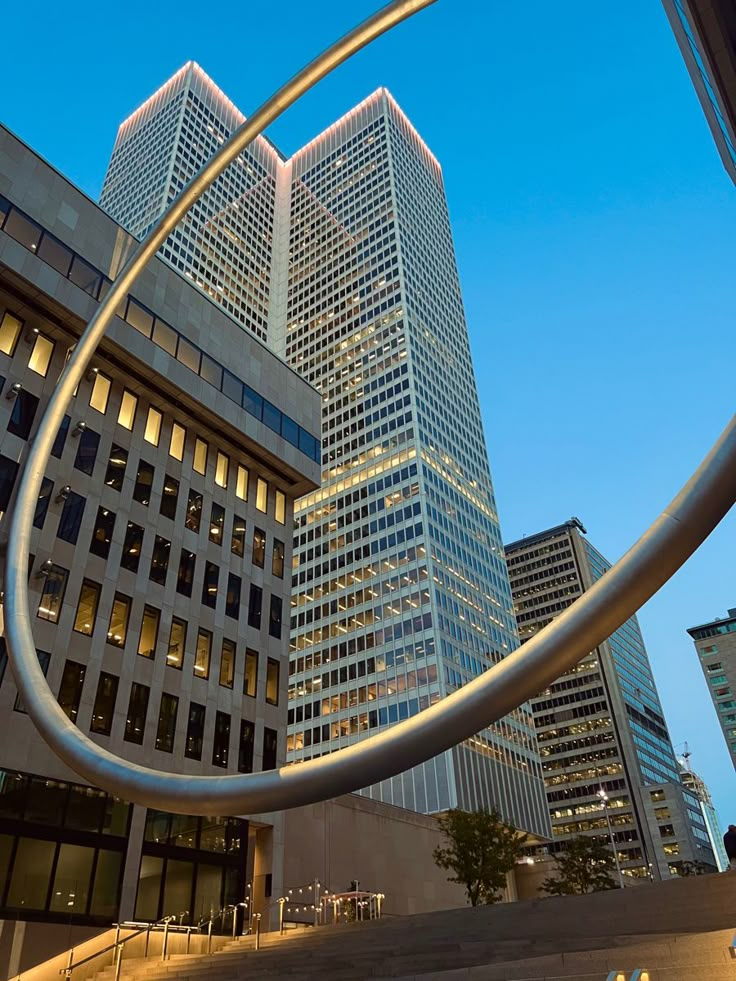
[194,629,212,680]
[167,618,187,670]
[0,312,22,355]
[144,407,162,446]
[137,606,160,659]
[193,438,208,475]
[107,593,131,648]
[209,503,225,545]
[89,372,111,413]
[73,580,101,636]
[252,528,266,568]
[169,423,186,461]
[219,639,236,689]
[28,334,54,377]
[185,490,202,532]
[255,478,268,513]
[117,390,138,430]
[236,465,249,500]
[275,490,286,525]
[215,451,229,488]
[231,515,246,557]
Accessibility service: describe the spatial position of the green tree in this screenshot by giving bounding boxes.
[542,835,617,896]
[433,808,526,906]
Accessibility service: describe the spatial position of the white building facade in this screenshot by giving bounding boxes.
[101,69,550,837]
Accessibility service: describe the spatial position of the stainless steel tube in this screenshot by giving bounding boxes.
[4,0,735,817]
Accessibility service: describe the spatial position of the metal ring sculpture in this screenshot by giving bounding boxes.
[5,0,736,816]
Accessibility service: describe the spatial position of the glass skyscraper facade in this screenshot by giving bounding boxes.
[506,519,716,877]
[100,70,550,837]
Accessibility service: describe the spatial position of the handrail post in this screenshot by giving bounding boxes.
[253,913,261,951]
[113,944,123,981]
[278,897,285,935]
[186,927,191,954]
[207,915,213,954]
[232,905,237,940]
[144,925,150,959]
[112,926,120,966]
[161,919,169,962]
[64,946,74,980]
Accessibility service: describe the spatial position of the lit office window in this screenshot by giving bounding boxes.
[144,407,162,446]
[255,478,268,513]
[236,465,249,501]
[193,438,208,475]
[275,490,286,525]
[107,593,131,648]
[117,390,138,430]
[169,422,186,461]
[89,372,112,413]
[137,606,160,659]
[0,312,22,355]
[28,334,54,377]
[215,451,229,488]
[194,629,212,680]
[167,617,187,670]
[73,580,101,636]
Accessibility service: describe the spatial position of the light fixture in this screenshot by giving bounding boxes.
[35,558,54,578]
[55,485,72,503]
[72,421,87,437]
[24,327,40,344]
[5,383,21,401]
[85,367,99,383]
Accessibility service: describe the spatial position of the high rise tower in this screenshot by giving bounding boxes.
[100,69,550,837]
[505,519,717,878]
[281,91,548,834]
[687,607,736,769]
[100,62,282,342]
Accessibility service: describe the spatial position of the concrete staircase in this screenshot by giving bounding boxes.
[85,873,736,981]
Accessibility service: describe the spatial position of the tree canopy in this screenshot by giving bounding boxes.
[433,807,526,906]
[542,835,617,896]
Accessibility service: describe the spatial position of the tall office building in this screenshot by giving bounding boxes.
[283,91,547,834]
[100,69,550,836]
[100,62,282,342]
[662,0,736,183]
[687,608,736,769]
[505,519,716,878]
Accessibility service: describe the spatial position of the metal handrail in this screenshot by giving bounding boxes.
[59,911,189,978]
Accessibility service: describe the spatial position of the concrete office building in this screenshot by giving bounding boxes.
[662,0,736,183]
[101,67,550,836]
[505,519,716,878]
[687,608,736,770]
[0,121,320,965]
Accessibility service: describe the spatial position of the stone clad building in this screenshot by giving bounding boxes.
[0,122,320,970]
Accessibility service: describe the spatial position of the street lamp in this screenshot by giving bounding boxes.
[597,788,624,889]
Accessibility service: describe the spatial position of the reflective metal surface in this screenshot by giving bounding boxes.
[4,0,736,815]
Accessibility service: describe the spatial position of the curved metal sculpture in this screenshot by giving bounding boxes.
[5,0,736,816]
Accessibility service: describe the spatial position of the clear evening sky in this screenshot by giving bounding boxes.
[2,1,734,824]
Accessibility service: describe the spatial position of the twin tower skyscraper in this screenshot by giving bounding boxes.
[100,62,550,837]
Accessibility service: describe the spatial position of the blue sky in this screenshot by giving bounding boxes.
[2,1,735,826]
